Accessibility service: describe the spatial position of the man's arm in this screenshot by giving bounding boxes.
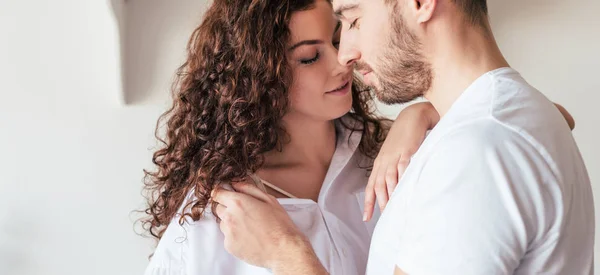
[271,238,328,275]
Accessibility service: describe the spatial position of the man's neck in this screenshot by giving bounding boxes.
[424,20,510,117]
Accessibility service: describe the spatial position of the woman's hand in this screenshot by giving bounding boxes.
[553,103,575,130]
[363,102,439,222]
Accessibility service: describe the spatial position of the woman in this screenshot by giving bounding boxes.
[141,0,575,274]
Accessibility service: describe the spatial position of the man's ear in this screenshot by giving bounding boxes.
[407,0,437,23]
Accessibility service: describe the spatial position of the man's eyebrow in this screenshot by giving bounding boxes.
[334,4,359,19]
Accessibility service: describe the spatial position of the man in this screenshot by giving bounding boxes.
[213,0,595,274]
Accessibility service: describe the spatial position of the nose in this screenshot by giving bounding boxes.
[331,54,352,78]
[337,43,361,67]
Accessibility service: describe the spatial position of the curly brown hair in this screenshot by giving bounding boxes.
[142,0,388,241]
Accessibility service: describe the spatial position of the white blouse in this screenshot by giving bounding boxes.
[144,117,381,275]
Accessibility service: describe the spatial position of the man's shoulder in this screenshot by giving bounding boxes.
[415,117,555,181]
[487,69,565,131]
[436,71,569,163]
[431,117,529,153]
[427,68,560,153]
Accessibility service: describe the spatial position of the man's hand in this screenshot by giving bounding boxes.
[212,181,328,274]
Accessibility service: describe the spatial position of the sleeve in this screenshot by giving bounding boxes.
[143,210,237,275]
[394,126,552,275]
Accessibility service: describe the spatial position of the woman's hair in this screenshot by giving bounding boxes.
[142,0,388,241]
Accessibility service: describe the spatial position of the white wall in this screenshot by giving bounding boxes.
[0,0,597,275]
[0,1,173,274]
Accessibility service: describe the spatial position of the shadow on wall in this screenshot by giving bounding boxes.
[108,0,208,105]
[109,0,127,104]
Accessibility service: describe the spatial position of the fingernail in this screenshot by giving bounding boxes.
[363,212,368,222]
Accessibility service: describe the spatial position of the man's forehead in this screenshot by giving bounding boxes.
[332,0,359,5]
[332,0,361,15]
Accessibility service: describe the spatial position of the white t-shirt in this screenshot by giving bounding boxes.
[366,68,594,275]
[144,116,381,275]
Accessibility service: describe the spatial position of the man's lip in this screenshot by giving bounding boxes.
[362,72,373,86]
[358,70,372,76]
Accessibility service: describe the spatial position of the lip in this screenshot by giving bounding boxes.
[358,70,372,76]
[360,71,373,86]
[326,80,351,95]
[358,70,373,86]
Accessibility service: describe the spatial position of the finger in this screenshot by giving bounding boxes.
[231,181,273,203]
[364,164,380,222]
[219,214,230,236]
[216,204,234,237]
[384,162,399,198]
[211,187,246,209]
[397,154,411,180]
[214,202,227,221]
[367,160,380,198]
[375,172,389,213]
[363,182,376,222]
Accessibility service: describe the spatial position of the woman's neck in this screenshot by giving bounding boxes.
[257,114,338,201]
[263,114,337,170]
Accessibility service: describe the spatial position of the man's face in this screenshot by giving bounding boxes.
[333,0,433,104]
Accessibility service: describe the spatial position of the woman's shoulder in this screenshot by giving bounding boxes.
[146,195,223,270]
[146,196,268,275]
[167,192,222,234]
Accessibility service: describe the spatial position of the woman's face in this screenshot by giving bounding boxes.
[286,0,354,122]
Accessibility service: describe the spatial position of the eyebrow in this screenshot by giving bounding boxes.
[289,22,341,51]
[334,4,359,19]
[289,40,324,51]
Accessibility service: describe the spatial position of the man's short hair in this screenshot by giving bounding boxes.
[452,0,488,26]
[384,0,488,27]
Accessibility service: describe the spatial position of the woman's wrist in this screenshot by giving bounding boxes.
[395,102,438,130]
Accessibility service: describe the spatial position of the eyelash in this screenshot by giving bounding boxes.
[350,18,360,29]
[300,52,320,65]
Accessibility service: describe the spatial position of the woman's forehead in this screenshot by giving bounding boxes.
[288,1,337,41]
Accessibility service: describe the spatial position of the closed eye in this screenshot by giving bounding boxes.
[300,52,320,65]
[349,18,360,29]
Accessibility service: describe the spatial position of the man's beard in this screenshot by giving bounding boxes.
[363,5,433,105]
